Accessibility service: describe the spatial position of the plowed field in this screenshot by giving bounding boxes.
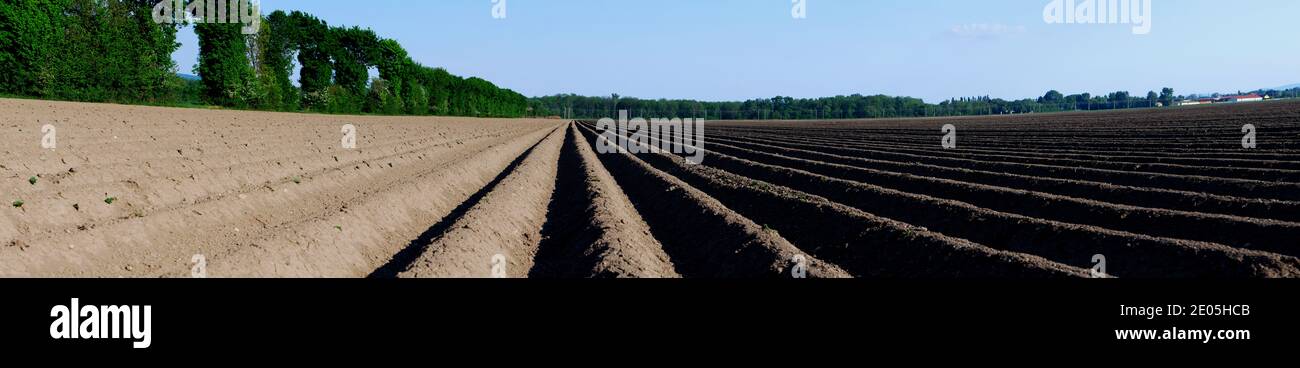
[4,98,1299,278]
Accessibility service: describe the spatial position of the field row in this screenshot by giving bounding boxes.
[575,100,1300,277]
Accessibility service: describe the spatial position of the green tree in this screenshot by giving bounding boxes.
[1041,90,1064,104]
[195,22,254,106]
[364,78,390,114]
[2,0,179,102]
[289,11,332,102]
[331,26,378,96]
[1159,87,1175,107]
[406,80,428,115]
[100,0,179,102]
[257,11,298,110]
[374,39,409,82]
[0,0,67,95]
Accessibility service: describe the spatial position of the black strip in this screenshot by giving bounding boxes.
[2,279,1295,356]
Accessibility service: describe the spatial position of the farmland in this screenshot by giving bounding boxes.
[2,98,1299,278]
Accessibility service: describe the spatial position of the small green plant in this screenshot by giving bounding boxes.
[104,197,117,205]
[28,176,37,185]
[334,225,343,231]
[12,200,24,208]
[292,176,302,184]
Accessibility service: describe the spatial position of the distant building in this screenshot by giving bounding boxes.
[1219,94,1264,103]
[1177,94,1264,106]
[1177,98,1216,106]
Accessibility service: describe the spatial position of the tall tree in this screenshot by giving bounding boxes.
[1041,90,1064,104]
[289,11,332,98]
[331,26,378,95]
[257,11,298,110]
[374,38,409,82]
[195,22,254,106]
[1159,87,1175,107]
[0,0,67,95]
[2,0,179,102]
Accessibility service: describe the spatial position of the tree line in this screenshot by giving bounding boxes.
[528,89,1177,120]
[0,0,184,103]
[200,10,527,117]
[528,92,1162,120]
[532,86,1300,120]
[1,1,528,117]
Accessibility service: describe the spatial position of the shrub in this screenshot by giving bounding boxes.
[325,85,362,114]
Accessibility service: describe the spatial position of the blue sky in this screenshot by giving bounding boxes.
[173,0,1300,102]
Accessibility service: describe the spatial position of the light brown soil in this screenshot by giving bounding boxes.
[398,126,565,277]
[526,124,679,278]
[0,98,562,277]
